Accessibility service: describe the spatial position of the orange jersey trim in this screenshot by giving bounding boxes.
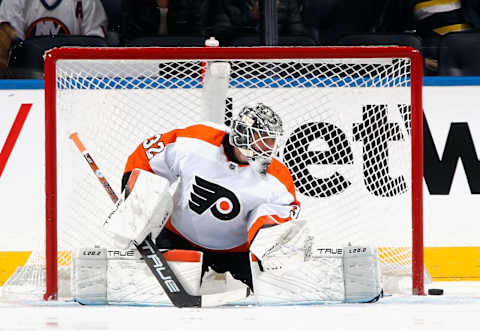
[124,143,155,175]
[126,169,141,192]
[267,159,298,203]
[163,250,202,263]
[162,124,226,147]
[271,214,289,224]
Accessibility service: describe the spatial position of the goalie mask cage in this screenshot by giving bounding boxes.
[6,46,424,302]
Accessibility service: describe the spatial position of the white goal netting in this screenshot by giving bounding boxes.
[1,47,423,301]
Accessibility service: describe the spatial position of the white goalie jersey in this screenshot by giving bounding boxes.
[123,122,300,252]
[0,0,107,40]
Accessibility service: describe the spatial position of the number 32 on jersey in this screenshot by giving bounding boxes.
[143,135,165,160]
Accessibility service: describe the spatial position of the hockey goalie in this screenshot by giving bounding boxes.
[74,103,382,306]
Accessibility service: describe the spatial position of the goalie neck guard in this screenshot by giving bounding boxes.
[229,103,283,173]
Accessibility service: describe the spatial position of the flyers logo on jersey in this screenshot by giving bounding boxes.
[189,176,240,221]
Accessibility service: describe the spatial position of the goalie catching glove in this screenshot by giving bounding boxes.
[250,218,313,272]
[104,169,173,248]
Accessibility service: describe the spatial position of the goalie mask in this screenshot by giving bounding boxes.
[229,103,283,174]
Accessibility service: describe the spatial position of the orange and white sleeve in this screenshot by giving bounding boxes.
[123,129,183,190]
[246,160,301,245]
[123,123,227,192]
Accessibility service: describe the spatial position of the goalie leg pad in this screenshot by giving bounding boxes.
[250,245,382,304]
[72,248,108,303]
[104,169,173,248]
[73,247,203,305]
[343,246,382,303]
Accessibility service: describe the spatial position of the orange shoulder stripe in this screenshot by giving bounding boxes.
[124,143,154,175]
[267,159,297,200]
[162,124,226,147]
[123,124,226,175]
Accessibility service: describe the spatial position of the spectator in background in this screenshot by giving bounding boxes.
[302,0,385,45]
[167,0,207,35]
[208,0,259,45]
[209,0,306,45]
[277,0,306,37]
[376,0,480,74]
[132,0,207,38]
[0,0,108,71]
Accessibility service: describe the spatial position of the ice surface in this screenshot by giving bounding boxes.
[1,282,479,331]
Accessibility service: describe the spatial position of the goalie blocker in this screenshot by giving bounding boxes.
[81,169,381,305]
[103,168,173,248]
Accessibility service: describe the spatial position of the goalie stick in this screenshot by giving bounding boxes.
[69,132,250,308]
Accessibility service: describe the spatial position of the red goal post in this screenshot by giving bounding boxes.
[43,46,424,300]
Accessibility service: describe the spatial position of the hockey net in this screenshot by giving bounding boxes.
[1,46,423,301]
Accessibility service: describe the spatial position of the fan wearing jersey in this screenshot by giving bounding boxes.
[0,0,108,69]
[113,103,300,290]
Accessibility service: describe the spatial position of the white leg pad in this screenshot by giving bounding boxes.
[251,245,382,304]
[343,246,382,303]
[73,247,203,305]
[72,248,108,303]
